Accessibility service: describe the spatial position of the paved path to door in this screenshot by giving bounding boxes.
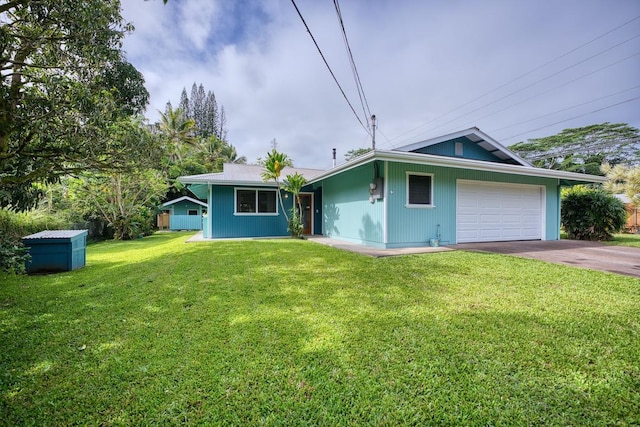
[453,240,640,278]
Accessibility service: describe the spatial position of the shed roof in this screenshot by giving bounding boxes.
[23,230,88,239]
[161,196,207,208]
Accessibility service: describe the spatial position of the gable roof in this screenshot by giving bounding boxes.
[179,163,325,186]
[162,196,207,208]
[393,127,532,167]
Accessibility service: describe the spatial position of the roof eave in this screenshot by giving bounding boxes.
[178,177,279,187]
[308,150,607,184]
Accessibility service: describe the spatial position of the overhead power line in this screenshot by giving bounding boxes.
[290,0,371,136]
[500,96,640,141]
[334,0,372,130]
[387,14,640,144]
[489,85,640,133]
[443,52,640,133]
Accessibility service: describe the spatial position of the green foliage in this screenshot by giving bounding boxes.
[0,207,68,273]
[287,208,304,238]
[602,163,640,207]
[0,234,29,274]
[67,170,168,240]
[158,106,197,163]
[1,234,639,424]
[283,172,308,237]
[1,0,150,210]
[561,186,627,240]
[344,147,372,162]
[510,123,640,173]
[183,82,228,140]
[261,149,293,223]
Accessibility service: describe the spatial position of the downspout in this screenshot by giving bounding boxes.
[208,184,213,239]
[383,160,388,246]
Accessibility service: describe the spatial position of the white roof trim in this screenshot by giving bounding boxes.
[307,149,607,184]
[162,196,208,208]
[393,127,532,167]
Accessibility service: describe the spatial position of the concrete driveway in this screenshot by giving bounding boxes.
[453,240,640,278]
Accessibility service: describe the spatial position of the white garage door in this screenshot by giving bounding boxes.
[457,180,543,243]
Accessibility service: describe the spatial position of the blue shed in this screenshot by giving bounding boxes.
[22,230,88,274]
[159,196,207,231]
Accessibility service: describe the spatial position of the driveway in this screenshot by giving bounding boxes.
[453,240,640,278]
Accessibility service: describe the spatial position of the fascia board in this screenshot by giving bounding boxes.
[373,150,607,183]
[178,177,279,187]
[307,150,606,184]
[162,196,208,207]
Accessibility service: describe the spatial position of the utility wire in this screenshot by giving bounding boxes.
[500,96,640,141]
[388,14,640,143]
[334,0,372,130]
[440,52,640,134]
[489,85,640,133]
[409,33,640,139]
[290,0,371,135]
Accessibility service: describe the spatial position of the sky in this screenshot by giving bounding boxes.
[120,0,640,169]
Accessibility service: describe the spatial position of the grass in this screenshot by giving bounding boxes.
[607,233,640,247]
[1,232,639,426]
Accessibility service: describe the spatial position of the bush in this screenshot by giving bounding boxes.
[561,186,626,241]
[0,208,67,274]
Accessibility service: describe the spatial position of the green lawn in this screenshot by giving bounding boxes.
[1,233,639,426]
[607,233,640,247]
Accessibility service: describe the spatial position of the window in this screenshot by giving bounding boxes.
[187,209,199,216]
[235,189,277,214]
[406,173,433,207]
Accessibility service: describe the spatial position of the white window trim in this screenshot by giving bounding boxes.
[234,187,279,216]
[406,172,435,208]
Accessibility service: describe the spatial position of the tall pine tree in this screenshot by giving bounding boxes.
[180,82,227,141]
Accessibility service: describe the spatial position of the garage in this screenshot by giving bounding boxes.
[456,180,544,243]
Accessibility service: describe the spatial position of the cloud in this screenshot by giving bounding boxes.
[120,0,640,169]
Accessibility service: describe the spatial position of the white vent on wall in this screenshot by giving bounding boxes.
[455,142,464,156]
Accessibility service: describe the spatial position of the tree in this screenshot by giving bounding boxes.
[602,163,640,207]
[158,106,197,163]
[1,0,150,210]
[345,148,372,162]
[261,149,292,224]
[68,169,168,240]
[510,123,640,174]
[561,186,626,241]
[282,172,308,238]
[178,88,190,120]
[178,82,227,140]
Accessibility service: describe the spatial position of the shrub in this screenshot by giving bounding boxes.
[0,208,67,274]
[561,186,626,240]
[287,209,304,239]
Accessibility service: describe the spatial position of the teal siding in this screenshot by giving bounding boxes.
[167,200,205,231]
[170,215,202,231]
[385,162,559,247]
[322,163,385,247]
[209,185,292,238]
[412,137,505,163]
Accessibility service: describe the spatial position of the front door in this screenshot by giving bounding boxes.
[297,194,313,235]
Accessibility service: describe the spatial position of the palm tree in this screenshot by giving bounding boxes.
[283,172,307,238]
[158,106,196,163]
[261,149,292,224]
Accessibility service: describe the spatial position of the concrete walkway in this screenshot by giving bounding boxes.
[307,236,453,257]
[453,240,640,278]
